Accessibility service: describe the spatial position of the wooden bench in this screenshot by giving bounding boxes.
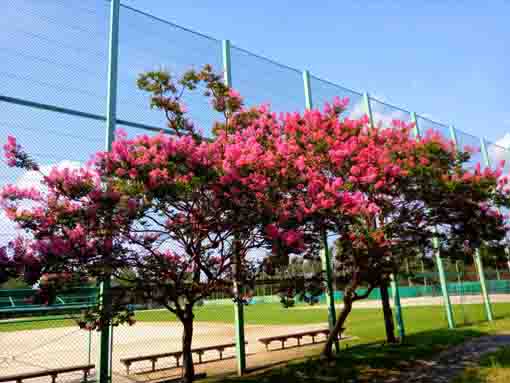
[120,342,247,374]
[0,364,94,383]
[259,328,350,351]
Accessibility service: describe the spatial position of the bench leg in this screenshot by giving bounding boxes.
[83,369,89,382]
[125,363,131,375]
[311,336,315,344]
[151,359,156,371]
[175,356,180,368]
[51,374,57,383]
[281,340,285,350]
[265,343,269,351]
[297,337,301,347]
[219,350,223,360]
[198,353,203,364]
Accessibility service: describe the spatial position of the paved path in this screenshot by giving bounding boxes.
[393,334,510,383]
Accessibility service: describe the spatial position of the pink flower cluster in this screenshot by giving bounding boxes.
[3,136,39,170]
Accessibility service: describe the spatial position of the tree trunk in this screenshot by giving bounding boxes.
[322,294,353,360]
[181,315,195,383]
[380,283,397,343]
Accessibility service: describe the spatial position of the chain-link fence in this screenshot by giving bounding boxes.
[2,1,510,382]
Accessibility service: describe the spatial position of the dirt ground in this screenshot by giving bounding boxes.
[2,294,510,382]
[0,321,339,383]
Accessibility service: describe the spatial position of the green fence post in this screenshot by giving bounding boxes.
[390,274,405,340]
[98,1,120,382]
[98,278,113,383]
[478,137,495,321]
[363,92,374,130]
[455,261,467,324]
[474,248,494,321]
[366,93,405,338]
[302,69,313,110]
[320,230,340,353]
[434,236,455,328]
[481,137,510,275]
[411,112,420,138]
[303,69,339,352]
[223,39,247,375]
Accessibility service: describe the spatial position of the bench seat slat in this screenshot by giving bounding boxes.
[0,364,94,383]
[120,342,247,374]
[120,342,243,364]
[259,329,334,342]
[259,328,351,351]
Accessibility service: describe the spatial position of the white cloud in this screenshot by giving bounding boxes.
[485,133,510,170]
[0,160,82,246]
[348,98,410,128]
[16,160,81,190]
[495,133,510,149]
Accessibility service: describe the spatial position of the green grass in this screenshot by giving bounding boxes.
[206,320,510,383]
[452,346,510,383]
[2,302,510,333]
[2,302,510,382]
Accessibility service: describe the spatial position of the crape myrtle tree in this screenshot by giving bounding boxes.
[0,65,290,383]
[3,61,510,374]
[98,66,281,382]
[0,146,138,326]
[310,123,510,358]
[216,99,510,359]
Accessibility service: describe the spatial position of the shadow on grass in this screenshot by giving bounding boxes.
[480,346,510,368]
[452,346,510,383]
[211,328,489,383]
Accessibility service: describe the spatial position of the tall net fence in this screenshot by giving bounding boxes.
[369,97,413,128]
[1,0,510,382]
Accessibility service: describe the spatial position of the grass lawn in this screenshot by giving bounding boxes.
[204,316,510,383]
[2,302,510,382]
[453,347,510,383]
[2,301,510,333]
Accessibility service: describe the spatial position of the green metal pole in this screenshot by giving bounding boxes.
[303,69,339,352]
[366,94,406,337]
[98,278,113,383]
[223,39,247,375]
[390,274,405,340]
[410,112,420,138]
[456,261,467,324]
[363,92,374,130]
[434,236,455,328]
[480,137,490,168]
[449,125,458,149]
[429,125,462,329]
[303,70,313,110]
[481,138,510,274]
[478,137,495,321]
[99,1,120,382]
[320,230,340,353]
[474,248,494,321]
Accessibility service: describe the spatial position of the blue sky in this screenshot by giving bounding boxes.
[122,0,510,143]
